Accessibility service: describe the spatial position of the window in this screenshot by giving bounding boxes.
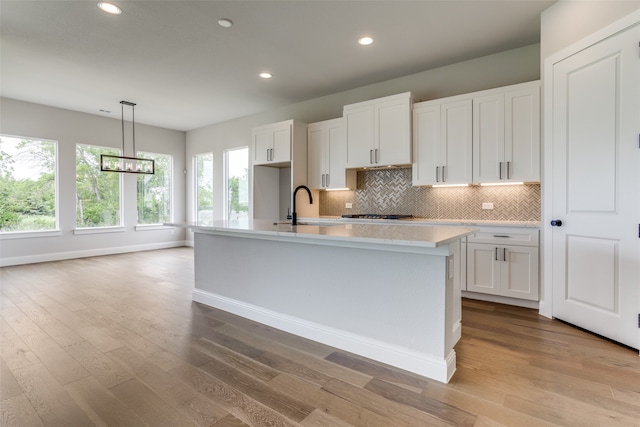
[76,144,122,228]
[137,151,172,225]
[0,135,58,233]
[224,147,248,220]
[194,152,213,225]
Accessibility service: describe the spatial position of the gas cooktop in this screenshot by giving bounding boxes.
[341,214,413,220]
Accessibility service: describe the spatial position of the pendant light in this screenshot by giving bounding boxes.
[100,101,154,174]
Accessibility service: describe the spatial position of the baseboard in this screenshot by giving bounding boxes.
[0,241,189,267]
[462,291,539,309]
[192,288,456,383]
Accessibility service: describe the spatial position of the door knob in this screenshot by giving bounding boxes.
[550,219,563,227]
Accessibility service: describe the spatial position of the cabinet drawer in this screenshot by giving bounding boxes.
[467,227,539,247]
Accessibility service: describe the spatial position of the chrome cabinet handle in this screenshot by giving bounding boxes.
[375,149,379,164]
[442,165,446,182]
[503,248,507,261]
[326,173,330,187]
[436,166,440,182]
[370,149,373,164]
[507,161,511,179]
[499,161,503,179]
[495,247,499,261]
[322,174,325,188]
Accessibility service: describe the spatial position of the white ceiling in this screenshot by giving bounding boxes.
[1,0,555,132]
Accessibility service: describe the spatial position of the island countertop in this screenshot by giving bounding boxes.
[169,219,477,249]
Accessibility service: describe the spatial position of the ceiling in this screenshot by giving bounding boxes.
[1,0,555,132]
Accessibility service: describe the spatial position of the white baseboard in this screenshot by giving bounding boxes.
[462,291,539,309]
[0,241,189,267]
[193,288,456,383]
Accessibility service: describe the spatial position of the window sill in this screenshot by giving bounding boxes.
[74,226,125,235]
[135,224,173,231]
[0,230,62,240]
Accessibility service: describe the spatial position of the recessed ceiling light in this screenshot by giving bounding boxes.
[218,18,233,28]
[97,2,122,15]
[358,36,374,46]
[259,72,272,79]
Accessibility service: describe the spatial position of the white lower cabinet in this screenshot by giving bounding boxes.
[466,227,539,301]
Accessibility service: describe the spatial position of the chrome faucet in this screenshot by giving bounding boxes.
[292,185,313,225]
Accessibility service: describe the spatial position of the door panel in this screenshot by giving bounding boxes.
[551,23,639,348]
[566,235,618,312]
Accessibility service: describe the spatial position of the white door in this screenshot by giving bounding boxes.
[307,124,326,189]
[442,99,472,185]
[551,24,640,348]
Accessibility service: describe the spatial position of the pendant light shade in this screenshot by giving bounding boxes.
[100,101,154,174]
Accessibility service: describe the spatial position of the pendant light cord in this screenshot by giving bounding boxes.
[120,100,136,156]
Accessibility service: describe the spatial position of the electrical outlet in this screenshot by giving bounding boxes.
[482,202,494,210]
[345,203,353,209]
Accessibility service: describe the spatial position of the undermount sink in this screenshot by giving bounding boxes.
[272,221,338,227]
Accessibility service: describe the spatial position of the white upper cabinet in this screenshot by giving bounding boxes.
[344,92,412,168]
[252,120,293,165]
[473,81,540,183]
[412,98,472,186]
[308,118,355,190]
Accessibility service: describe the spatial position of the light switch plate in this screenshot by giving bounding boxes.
[345,203,353,209]
[482,202,494,210]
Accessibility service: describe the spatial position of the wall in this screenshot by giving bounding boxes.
[185,44,541,236]
[321,168,540,222]
[540,0,640,61]
[0,98,187,266]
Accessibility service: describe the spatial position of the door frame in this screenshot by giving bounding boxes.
[541,9,640,334]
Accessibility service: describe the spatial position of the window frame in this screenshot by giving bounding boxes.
[223,146,249,221]
[135,150,173,227]
[74,143,124,232]
[0,134,60,238]
[193,152,214,224]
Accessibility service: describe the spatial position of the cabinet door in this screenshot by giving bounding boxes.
[376,97,411,166]
[473,93,505,183]
[441,99,472,184]
[271,126,291,164]
[412,103,441,186]
[307,124,326,189]
[501,245,539,301]
[505,86,540,182]
[466,243,501,295]
[327,119,347,189]
[253,129,272,165]
[345,104,374,168]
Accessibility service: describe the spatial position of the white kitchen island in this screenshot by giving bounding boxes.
[181,219,476,383]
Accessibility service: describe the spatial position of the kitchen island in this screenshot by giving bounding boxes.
[178,219,476,383]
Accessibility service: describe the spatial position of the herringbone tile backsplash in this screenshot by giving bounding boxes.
[319,168,540,221]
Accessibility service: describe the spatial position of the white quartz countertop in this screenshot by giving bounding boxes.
[169,219,478,249]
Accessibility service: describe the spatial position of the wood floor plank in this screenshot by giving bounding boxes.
[107,345,231,426]
[0,357,23,400]
[322,378,451,426]
[110,378,200,427]
[0,393,44,427]
[198,358,315,422]
[300,408,355,426]
[171,362,299,427]
[364,377,477,426]
[11,362,95,427]
[64,375,147,427]
[269,372,412,427]
[213,322,372,388]
[63,339,133,388]
[1,297,90,385]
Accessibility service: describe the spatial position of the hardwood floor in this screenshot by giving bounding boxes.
[1,247,639,426]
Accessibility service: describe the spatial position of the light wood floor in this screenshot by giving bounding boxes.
[1,247,639,426]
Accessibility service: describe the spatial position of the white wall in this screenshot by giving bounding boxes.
[185,44,542,233]
[0,98,187,266]
[540,0,640,61]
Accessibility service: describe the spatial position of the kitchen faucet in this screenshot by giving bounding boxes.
[291,185,313,226]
